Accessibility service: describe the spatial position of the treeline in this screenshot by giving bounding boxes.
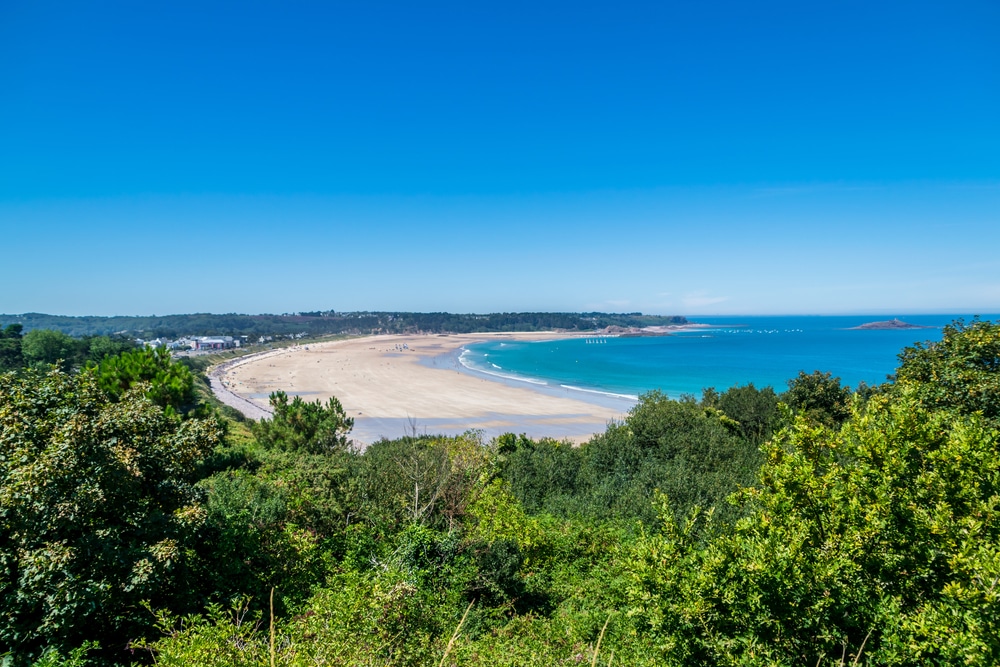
[0,324,136,373]
[0,311,688,339]
[1,319,998,666]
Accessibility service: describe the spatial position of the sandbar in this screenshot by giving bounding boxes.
[216,333,638,445]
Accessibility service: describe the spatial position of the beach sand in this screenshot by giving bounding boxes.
[218,333,637,444]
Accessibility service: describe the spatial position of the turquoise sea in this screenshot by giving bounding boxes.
[459,315,998,400]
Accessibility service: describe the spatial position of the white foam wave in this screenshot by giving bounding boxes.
[458,350,548,385]
[560,384,639,401]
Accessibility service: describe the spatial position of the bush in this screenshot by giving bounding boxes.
[251,391,353,454]
[0,368,221,663]
[90,347,196,414]
[501,392,763,526]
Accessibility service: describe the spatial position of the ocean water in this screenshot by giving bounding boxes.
[459,315,998,400]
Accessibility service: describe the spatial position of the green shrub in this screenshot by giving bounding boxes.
[251,391,353,454]
[0,368,221,662]
[89,347,196,414]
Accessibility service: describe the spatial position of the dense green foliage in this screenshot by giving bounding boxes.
[0,326,135,374]
[0,368,222,663]
[20,330,78,371]
[702,382,781,445]
[0,325,24,371]
[89,347,196,415]
[782,369,854,428]
[893,317,1000,423]
[2,319,999,666]
[250,391,353,454]
[500,388,768,526]
[624,397,1000,665]
[0,312,687,339]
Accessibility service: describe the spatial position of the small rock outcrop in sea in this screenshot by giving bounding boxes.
[849,318,933,330]
[598,325,673,337]
[600,325,635,334]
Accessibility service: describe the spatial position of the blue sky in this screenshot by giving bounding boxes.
[2,1,998,316]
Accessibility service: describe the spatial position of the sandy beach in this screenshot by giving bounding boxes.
[215,333,639,444]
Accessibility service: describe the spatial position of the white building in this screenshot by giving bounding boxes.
[194,336,239,350]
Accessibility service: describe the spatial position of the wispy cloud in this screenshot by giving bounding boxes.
[682,292,729,308]
[584,299,633,311]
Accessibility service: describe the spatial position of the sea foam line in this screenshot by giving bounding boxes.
[457,349,638,400]
[560,385,640,401]
[458,350,548,386]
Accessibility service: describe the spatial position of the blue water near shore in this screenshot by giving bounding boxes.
[460,315,998,400]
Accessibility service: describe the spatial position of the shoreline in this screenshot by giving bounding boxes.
[206,346,302,421]
[211,331,642,445]
[448,344,640,407]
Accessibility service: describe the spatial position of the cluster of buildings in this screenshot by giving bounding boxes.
[141,335,245,351]
[140,332,309,352]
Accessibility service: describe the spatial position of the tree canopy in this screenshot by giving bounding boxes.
[782,369,853,428]
[251,390,354,454]
[20,329,77,371]
[0,327,135,374]
[894,317,1000,423]
[0,324,24,371]
[0,367,222,662]
[89,347,196,414]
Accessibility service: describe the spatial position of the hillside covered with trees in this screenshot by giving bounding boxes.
[1,319,998,665]
[0,312,688,339]
[0,324,136,373]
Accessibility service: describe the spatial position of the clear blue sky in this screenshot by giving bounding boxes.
[2,1,998,316]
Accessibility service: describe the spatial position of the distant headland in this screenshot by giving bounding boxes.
[849,318,935,331]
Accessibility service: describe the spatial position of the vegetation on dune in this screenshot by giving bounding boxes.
[1,319,999,665]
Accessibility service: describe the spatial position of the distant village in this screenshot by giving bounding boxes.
[140,332,311,352]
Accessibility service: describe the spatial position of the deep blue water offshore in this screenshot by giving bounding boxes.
[459,315,999,401]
